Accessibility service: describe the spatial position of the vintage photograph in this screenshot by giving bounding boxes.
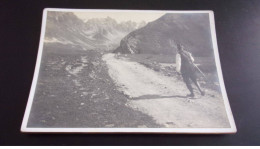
[21,9,236,133]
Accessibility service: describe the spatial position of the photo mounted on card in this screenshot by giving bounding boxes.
[21,8,236,133]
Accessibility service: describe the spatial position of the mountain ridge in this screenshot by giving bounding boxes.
[114,13,214,57]
[44,11,146,51]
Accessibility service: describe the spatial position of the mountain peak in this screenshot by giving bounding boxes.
[114,13,213,57]
[45,12,144,51]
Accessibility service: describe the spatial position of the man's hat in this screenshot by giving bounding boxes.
[176,43,183,49]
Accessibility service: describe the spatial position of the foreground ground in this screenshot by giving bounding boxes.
[28,44,230,128]
[28,46,160,128]
[103,53,230,128]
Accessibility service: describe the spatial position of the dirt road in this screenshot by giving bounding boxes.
[103,53,230,128]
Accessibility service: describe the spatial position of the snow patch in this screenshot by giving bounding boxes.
[65,56,88,76]
[44,37,74,45]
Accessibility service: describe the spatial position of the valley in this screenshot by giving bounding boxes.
[27,12,230,128]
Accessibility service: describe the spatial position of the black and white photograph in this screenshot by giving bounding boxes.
[21,9,236,133]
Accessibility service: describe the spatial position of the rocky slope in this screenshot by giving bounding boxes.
[114,13,214,57]
[44,11,146,51]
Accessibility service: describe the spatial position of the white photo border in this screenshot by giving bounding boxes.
[21,8,237,134]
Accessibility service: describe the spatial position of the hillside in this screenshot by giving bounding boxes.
[114,13,214,57]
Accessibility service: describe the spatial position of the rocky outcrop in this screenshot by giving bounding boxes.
[44,11,146,51]
[114,13,213,57]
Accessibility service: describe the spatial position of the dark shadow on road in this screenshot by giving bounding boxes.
[132,94,188,100]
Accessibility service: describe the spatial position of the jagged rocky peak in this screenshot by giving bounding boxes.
[47,11,84,25]
[44,11,145,51]
[114,13,213,57]
[85,17,117,27]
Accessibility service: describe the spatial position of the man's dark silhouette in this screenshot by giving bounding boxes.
[176,44,205,97]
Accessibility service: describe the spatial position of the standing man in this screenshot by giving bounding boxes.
[176,44,205,97]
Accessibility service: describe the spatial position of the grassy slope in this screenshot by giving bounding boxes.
[27,43,160,128]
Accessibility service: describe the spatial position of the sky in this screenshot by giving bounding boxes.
[73,11,165,23]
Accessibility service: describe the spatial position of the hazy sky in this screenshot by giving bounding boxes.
[73,11,165,23]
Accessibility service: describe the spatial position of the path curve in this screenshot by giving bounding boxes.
[103,53,230,128]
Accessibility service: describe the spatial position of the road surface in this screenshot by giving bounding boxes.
[103,53,230,128]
